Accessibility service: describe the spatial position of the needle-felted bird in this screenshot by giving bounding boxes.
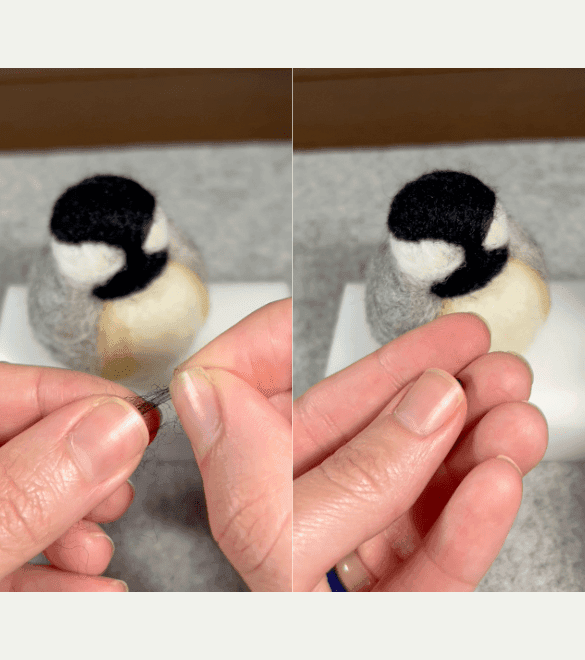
[28,174,209,387]
[365,170,550,353]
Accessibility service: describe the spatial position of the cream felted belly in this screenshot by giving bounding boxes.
[439,257,550,354]
[97,260,209,381]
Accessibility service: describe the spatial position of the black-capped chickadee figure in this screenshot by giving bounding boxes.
[28,175,209,386]
[365,170,550,354]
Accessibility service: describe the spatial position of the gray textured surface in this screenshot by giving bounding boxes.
[293,139,585,591]
[0,143,291,591]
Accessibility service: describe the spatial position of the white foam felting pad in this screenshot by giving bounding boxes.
[0,282,290,394]
[325,282,585,461]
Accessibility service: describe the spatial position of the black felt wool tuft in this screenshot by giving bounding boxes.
[388,170,496,246]
[431,246,508,298]
[50,175,170,300]
[50,175,156,248]
[127,385,172,416]
[389,170,509,298]
[92,250,169,300]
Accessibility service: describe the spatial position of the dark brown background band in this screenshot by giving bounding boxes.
[294,68,585,149]
[2,69,583,151]
[0,68,292,150]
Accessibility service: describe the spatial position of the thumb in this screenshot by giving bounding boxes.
[170,367,292,592]
[293,368,466,591]
[0,395,149,579]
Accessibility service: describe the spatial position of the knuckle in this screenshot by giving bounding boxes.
[296,392,342,438]
[374,348,410,394]
[317,441,394,502]
[0,466,44,552]
[0,453,69,556]
[212,483,289,576]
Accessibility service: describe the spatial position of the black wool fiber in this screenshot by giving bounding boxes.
[389,170,509,298]
[51,175,169,300]
[127,386,172,416]
[51,175,156,247]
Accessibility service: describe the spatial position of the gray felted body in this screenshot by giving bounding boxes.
[27,220,207,374]
[365,214,548,346]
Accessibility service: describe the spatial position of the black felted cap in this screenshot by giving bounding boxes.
[388,171,496,248]
[50,175,156,248]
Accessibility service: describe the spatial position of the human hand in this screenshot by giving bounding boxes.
[0,364,160,591]
[293,313,548,591]
[170,298,292,592]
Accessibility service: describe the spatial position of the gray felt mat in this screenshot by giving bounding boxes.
[293,139,585,591]
[0,143,291,591]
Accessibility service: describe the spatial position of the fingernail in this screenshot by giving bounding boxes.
[335,552,372,592]
[496,454,523,477]
[394,368,464,436]
[174,354,194,375]
[172,367,221,460]
[115,579,129,592]
[127,395,162,444]
[68,398,149,483]
[91,533,115,554]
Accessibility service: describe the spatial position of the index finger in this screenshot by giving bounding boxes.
[293,312,490,474]
[0,363,140,444]
[177,297,292,398]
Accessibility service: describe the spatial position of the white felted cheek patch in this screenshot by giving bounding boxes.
[50,238,126,288]
[389,235,465,283]
[483,202,509,250]
[143,206,169,254]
